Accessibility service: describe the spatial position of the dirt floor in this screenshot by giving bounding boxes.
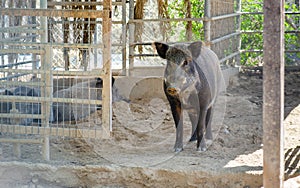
[0,69,299,188]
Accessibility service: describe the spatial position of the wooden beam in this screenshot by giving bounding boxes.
[101,0,112,138]
[263,0,285,187]
[0,8,104,18]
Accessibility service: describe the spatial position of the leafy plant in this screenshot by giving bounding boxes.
[167,0,299,66]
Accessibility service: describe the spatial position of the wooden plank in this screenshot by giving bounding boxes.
[263,0,285,187]
[0,49,44,55]
[0,138,42,144]
[0,124,104,139]
[101,0,112,138]
[0,8,105,19]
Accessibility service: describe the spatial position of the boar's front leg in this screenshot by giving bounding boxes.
[197,107,208,152]
[164,84,184,152]
[170,99,184,152]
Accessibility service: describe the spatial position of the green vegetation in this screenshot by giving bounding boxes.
[167,0,300,66]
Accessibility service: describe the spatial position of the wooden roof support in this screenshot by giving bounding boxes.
[263,0,285,187]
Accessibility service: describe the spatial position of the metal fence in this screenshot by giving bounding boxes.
[0,0,112,160]
[126,0,241,75]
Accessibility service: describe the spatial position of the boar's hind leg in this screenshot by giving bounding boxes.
[197,108,207,151]
[188,111,198,142]
[205,107,213,140]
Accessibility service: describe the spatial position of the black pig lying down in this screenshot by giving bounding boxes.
[0,86,41,126]
[52,78,103,122]
[154,41,224,152]
[52,77,124,123]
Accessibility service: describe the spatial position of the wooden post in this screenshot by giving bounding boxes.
[102,0,112,138]
[263,0,285,187]
[40,0,51,161]
[128,0,135,76]
[204,0,211,48]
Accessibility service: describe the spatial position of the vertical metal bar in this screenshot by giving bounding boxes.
[40,0,50,161]
[31,0,37,73]
[121,0,127,76]
[128,0,135,76]
[263,0,285,187]
[236,0,241,66]
[102,0,112,138]
[204,0,211,48]
[94,23,98,69]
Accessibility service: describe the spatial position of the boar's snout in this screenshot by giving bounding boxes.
[166,86,179,96]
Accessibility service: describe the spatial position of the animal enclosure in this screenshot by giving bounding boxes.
[0,0,113,160]
[0,0,299,187]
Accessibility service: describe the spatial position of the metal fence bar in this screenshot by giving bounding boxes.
[0,68,104,76]
[0,96,102,105]
[210,32,240,45]
[121,0,127,75]
[0,42,104,49]
[219,51,240,63]
[0,124,104,139]
[0,49,45,55]
[0,60,39,68]
[47,1,123,6]
[128,0,135,75]
[0,138,42,144]
[0,73,29,81]
[0,113,44,119]
[0,81,45,87]
[0,35,39,42]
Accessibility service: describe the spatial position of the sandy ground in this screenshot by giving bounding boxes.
[0,69,299,187]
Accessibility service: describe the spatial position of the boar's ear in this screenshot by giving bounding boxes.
[153,42,169,59]
[188,41,202,58]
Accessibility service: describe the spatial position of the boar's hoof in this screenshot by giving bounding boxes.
[197,146,207,152]
[189,135,197,142]
[174,147,183,153]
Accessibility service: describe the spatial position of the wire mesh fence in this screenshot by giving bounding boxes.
[0,0,112,160]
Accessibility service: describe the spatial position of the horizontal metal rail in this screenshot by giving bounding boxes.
[0,73,29,81]
[241,11,300,15]
[219,51,240,63]
[241,30,300,34]
[0,41,104,49]
[0,60,39,68]
[241,49,300,53]
[210,13,240,21]
[0,124,105,139]
[0,68,104,76]
[0,138,43,144]
[48,1,123,6]
[49,20,123,25]
[0,96,102,105]
[0,35,39,43]
[0,8,106,19]
[128,17,205,23]
[0,28,44,34]
[211,32,240,45]
[0,81,45,87]
[0,113,44,119]
[0,49,44,55]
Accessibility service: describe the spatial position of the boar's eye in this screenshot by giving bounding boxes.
[182,60,188,67]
